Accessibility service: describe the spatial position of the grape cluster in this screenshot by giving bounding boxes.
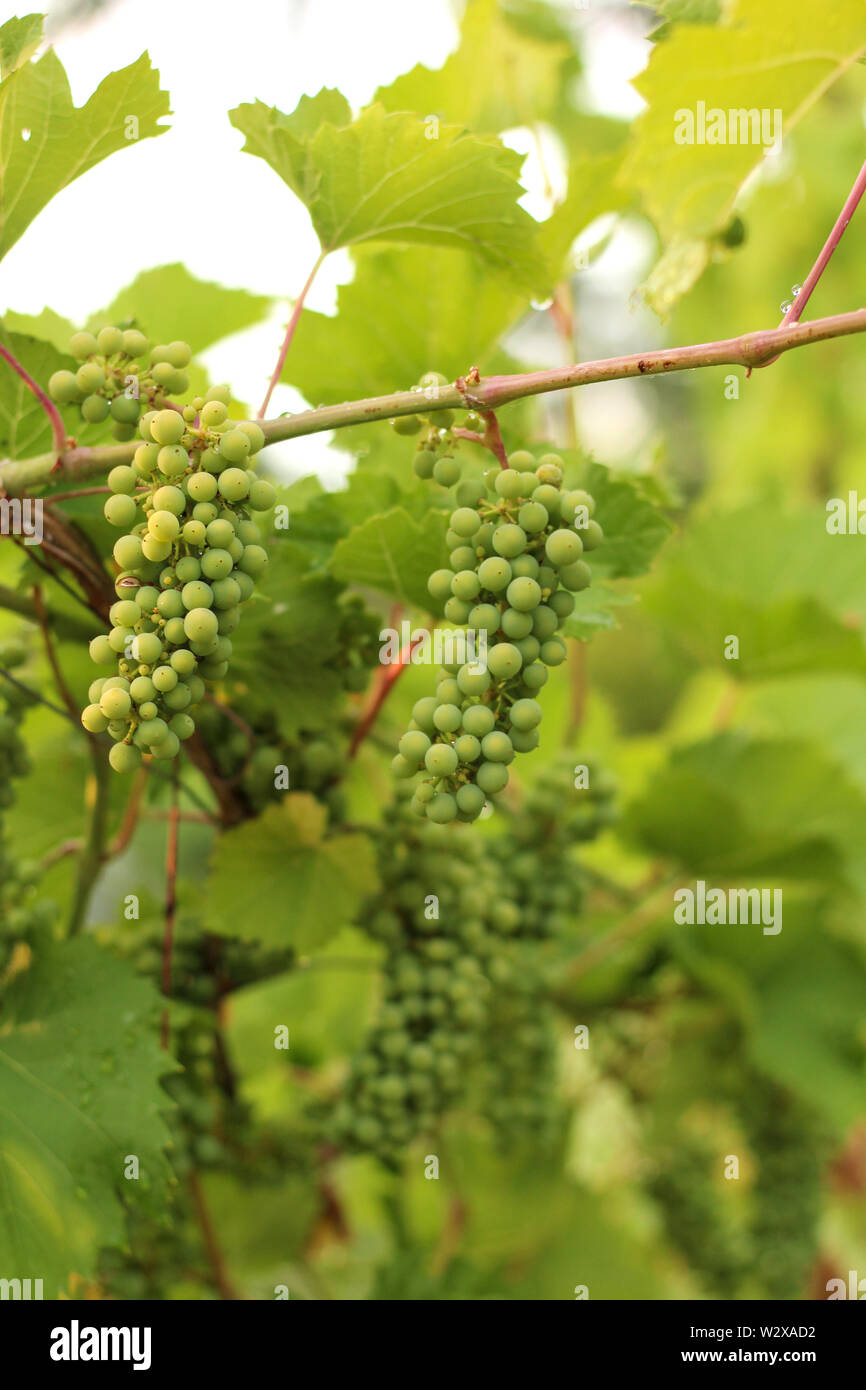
[741,1080,828,1299]
[80,387,276,772]
[48,326,193,441]
[329,791,522,1165]
[480,963,561,1148]
[0,675,56,965]
[649,1133,748,1298]
[392,450,602,822]
[496,754,617,938]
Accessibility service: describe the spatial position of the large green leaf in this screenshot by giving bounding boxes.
[623,0,866,241]
[625,732,866,897]
[287,244,527,403]
[646,505,866,677]
[328,506,448,609]
[0,940,173,1299]
[230,98,546,286]
[203,795,379,951]
[0,325,66,458]
[0,48,169,260]
[94,264,272,356]
[374,0,577,135]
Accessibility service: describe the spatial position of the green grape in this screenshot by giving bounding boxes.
[149,509,181,543]
[77,362,105,393]
[487,643,522,680]
[150,410,185,445]
[218,468,249,502]
[81,704,108,733]
[508,698,542,731]
[545,528,583,568]
[69,331,99,359]
[425,743,459,777]
[104,494,138,528]
[433,456,460,486]
[121,329,149,358]
[413,449,436,479]
[97,326,124,356]
[248,479,276,511]
[427,569,454,602]
[492,525,527,558]
[219,429,251,464]
[157,445,189,478]
[100,687,131,720]
[476,761,508,794]
[184,608,219,644]
[451,570,481,601]
[427,792,458,823]
[82,394,110,423]
[187,471,218,501]
[110,393,141,424]
[506,577,542,612]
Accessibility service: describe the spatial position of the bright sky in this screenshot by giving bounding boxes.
[0,0,654,478]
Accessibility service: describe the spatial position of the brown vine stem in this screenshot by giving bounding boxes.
[5,306,866,495]
[31,584,79,722]
[188,1169,239,1300]
[0,341,68,460]
[258,250,327,419]
[160,770,180,1051]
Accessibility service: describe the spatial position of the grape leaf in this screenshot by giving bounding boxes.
[625,732,866,897]
[228,553,349,738]
[374,0,577,135]
[622,0,866,243]
[1,306,76,354]
[0,940,173,1299]
[230,99,546,287]
[748,935,866,1131]
[0,13,42,80]
[94,264,272,357]
[287,244,527,403]
[203,795,379,951]
[328,506,449,609]
[645,505,866,676]
[0,49,170,260]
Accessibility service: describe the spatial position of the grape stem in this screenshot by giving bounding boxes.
[0,341,68,463]
[258,250,327,419]
[5,305,866,494]
[349,607,425,758]
[754,154,866,370]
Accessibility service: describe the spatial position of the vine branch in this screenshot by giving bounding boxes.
[5,307,866,495]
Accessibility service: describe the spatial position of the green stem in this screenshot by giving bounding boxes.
[2,307,865,496]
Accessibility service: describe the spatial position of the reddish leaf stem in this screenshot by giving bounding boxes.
[258,251,326,419]
[349,612,424,758]
[755,154,866,369]
[0,341,67,462]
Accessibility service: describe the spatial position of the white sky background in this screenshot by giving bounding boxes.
[0,0,656,480]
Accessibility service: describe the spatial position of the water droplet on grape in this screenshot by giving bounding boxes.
[530,297,554,312]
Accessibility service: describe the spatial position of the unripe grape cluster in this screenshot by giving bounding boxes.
[79,375,276,771]
[48,325,194,441]
[0,673,57,965]
[480,963,560,1148]
[496,754,617,938]
[392,450,602,821]
[329,790,523,1165]
[649,1133,748,1299]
